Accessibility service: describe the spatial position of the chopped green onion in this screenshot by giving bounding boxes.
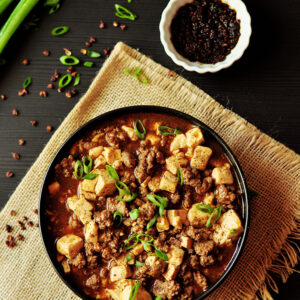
[51,25,69,36]
[155,248,168,261]
[58,74,72,88]
[124,66,148,84]
[158,125,180,136]
[49,4,60,15]
[115,181,130,195]
[155,297,163,300]
[117,192,137,202]
[177,168,183,186]
[196,203,214,213]
[59,55,80,66]
[124,234,139,250]
[147,194,167,216]
[82,173,98,180]
[82,156,93,174]
[0,0,14,15]
[136,234,154,243]
[86,50,101,58]
[106,165,119,180]
[134,119,146,139]
[83,61,94,68]
[146,213,158,231]
[44,0,60,6]
[128,0,132,3]
[142,241,155,254]
[129,209,139,220]
[129,282,140,300]
[230,228,236,234]
[74,160,83,179]
[115,4,137,21]
[135,72,148,84]
[248,188,259,199]
[113,211,123,227]
[23,76,32,89]
[126,254,132,262]
[206,206,222,228]
[73,73,80,86]
[135,261,144,267]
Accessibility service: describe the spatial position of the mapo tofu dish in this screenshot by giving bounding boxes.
[45,113,244,300]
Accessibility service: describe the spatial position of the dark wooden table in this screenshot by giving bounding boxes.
[0,0,299,299]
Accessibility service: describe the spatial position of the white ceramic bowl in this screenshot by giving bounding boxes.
[159,0,252,73]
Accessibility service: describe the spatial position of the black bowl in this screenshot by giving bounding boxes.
[39,106,250,300]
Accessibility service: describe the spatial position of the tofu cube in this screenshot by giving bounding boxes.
[156,212,170,232]
[186,127,205,148]
[167,245,185,266]
[81,169,103,193]
[203,192,214,206]
[159,171,178,193]
[94,155,106,169]
[165,152,188,175]
[85,220,98,244]
[121,125,138,141]
[130,243,144,256]
[120,282,152,300]
[212,165,234,185]
[187,204,210,227]
[88,146,103,159]
[56,234,83,259]
[67,196,94,224]
[91,133,104,143]
[181,236,193,249]
[95,169,117,196]
[148,176,161,192]
[163,264,180,281]
[170,134,187,152]
[190,146,212,170]
[185,147,194,158]
[110,265,131,282]
[61,260,71,274]
[167,209,188,229]
[48,181,60,195]
[145,256,157,266]
[67,195,79,211]
[146,133,160,145]
[103,147,121,165]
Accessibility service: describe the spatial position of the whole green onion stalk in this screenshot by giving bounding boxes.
[0,0,39,54]
[0,0,14,15]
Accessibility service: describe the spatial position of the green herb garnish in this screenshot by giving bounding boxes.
[147,194,167,216]
[129,282,140,300]
[115,181,130,195]
[155,248,168,261]
[177,168,183,186]
[124,66,148,84]
[126,253,132,262]
[155,297,163,300]
[117,192,137,202]
[115,4,137,21]
[73,73,80,86]
[74,156,98,180]
[59,55,80,66]
[206,206,222,228]
[135,261,144,267]
[134,119,146,139]
[23,76,32,89]
[82,173,98,180]
[196,203,214,213]
[106,164,119,180]
[83,61,94,68]
[51,25,69,36]
[124,234,140,250]
[146,213,159,231]
[113,211,123,227]
[82,156,92,174]
[129,209,140,220]
[86,50,101,58]
[58,74,72,88]
[230,228,236,234]
[158,125,180,136]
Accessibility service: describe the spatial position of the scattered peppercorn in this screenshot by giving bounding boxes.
[85,41,91,47]
[43,50,50,56]
[63,48,72,56]
[39,90,47,97]
[5,225,13,233]
[89,37,96,43]
[57,87,63,93]
[71,89,78,96]
[65,91,72,98]
[12,109,19,116]
[113,21,119,27]
[23,216,28,221]
[17,221,26,230]
[12,152,20,160]
[17,234,24,241]
[5,235,16,248]
[6,171,14,178]
[71,71,78,77]
[168,70,175,77]
[46,125,53,132]
[67,66,74,73]
[33,209,38,214]
[19,139,25,146]
[18,89,28,96]
[99,20,105,29]
[22,59,29,65]
[120,24,127,30]
[10,210,17,216]
[47,83,54,89]
[80,49,87,55]
[30,120,37,126]
[51,70,59,82]
[0,94,6,100]
[104,48,111,56]
[27,221,34,227]
[35,223,39,228]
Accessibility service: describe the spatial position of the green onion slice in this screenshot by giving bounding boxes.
[82,173,98,180]
[206,206,222,228]
[196,203,214,214]
[117,192,137,202]
[158,125,180,136]
[135,261,144,267]
[59,55,80,66]
[155,248,168,261]
[49,3,60,14]
[124,234,139,250]
[155,297,163,300]
[134,72,148,84]
[82,156,93,174]
[58,74,72,88]
[137,234,154,244]
[73,73,80,86]
[129,282,140,300]
[44,0,60,6]
[51,26,69,36]
[113,211,123,227]
[134,119,146,139]
[126,254,132,262]
[74,160,83,179]
[115,181,130,195]
[147,194,167,216]
[230,228,236,234]
[86,50,101,58]
[115,4,137,21]
[84,61,94,67]
[106,165,119,180]
[142,241,155,254]
[146,213,158,231]
[129,209,139,220]
[23,76,32,89]
[124,66,141,76]
[177,168,183,186]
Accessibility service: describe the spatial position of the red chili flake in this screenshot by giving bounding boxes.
[71,89,77,96]
[17,234,24,241]
[57,87,63,93]
[12,109,19,116]
[89,37,96,43]
[46,125,53,132]
[167,70,175,77]
[67,66,74,73]
[85,41,91,47]
[18,89,28,96]
[23,216,28,221]
[10,210,17,216]
[18,221,26,230]
[63,48,72,56]
[39,90,47,97]
[71,71,78,77]
[113,21,119,27]
[33,209,38,214]
[27,221,34,227]
[30,120,37,126]
[5,225,13,232]
[19,139,25,146]
[65,91,72,98]
[51,70,59,82]
[5,237,16,248]
[99,20,105,29]
[12,152,20,160]
[43,50,50,56]
[6,171,14,178]
[120,24,127,30]
[103,48,111,56]
[47,83,54,89]
[22,59,29,65]
[0,94,6,100]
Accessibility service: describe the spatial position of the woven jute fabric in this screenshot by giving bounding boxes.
[0,42,299,300]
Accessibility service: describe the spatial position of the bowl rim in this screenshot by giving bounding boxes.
[39,105,250,300]
[159,0,252,73]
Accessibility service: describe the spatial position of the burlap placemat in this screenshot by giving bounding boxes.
[0,42,299,300]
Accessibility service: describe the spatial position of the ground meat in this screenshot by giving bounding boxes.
[87,255,99,269]
[169,237,181,248]
[133,265,150,280]
[156,151,165,164]
[199,254,215,267]
[152,279,181,300]
[193,271,208,293]
[185,226,210,241]
[154,233,169,253]
[106,197,129,216]
[85,242,102,256]
[178,261,194,285]
[193,240,215,256]
[181,286,194,300]
[182,185,192,208]
[121,170,136,184]
[138,185,149,202]
[169,192,181,204]
[94,210,113,230]
[105,128,127,148]
[98,229,114,243]
[198,177,213,194]
[68,253,86,269]
[68,214,81,229]
[139,201,156,221]
[215,184,236,204]
[148,259,168,278]
[189,255,200,270]
[121,151,137,168]
[85,274,100,290]
[55,155,75,178]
